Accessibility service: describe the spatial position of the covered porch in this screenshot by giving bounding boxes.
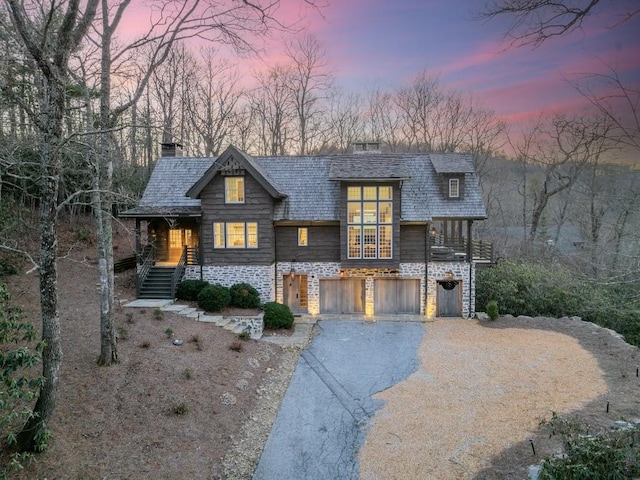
[428,219,493,265]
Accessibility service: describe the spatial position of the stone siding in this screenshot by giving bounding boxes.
[426,262,475,319]
[184,265,275,304]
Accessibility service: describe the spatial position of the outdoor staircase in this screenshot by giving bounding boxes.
[138,266,175,299]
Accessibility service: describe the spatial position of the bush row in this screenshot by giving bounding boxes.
[476,260,640,348]
[176,279,295,329]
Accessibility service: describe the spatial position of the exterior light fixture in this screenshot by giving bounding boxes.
[445,270,454,280]
[430,226,437,237]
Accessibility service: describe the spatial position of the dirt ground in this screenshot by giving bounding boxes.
[2,217,639,479]
[1,219,291,479]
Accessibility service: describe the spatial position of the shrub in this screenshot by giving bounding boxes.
[172,403,189,415]
[539,413,640,479]
[229,282,261,309]
[197,284,231,312]
[486,300,499,320]
[263,302,294,329]
[176,279,209,301]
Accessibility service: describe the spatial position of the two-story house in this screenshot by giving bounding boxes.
[121,143,491,318]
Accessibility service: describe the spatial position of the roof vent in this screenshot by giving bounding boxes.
[161,142,184,157]
[352,141,381,154]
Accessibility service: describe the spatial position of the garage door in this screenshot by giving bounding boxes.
[319,279,365,314]
[374,279,421,314]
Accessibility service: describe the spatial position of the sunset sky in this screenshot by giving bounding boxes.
[120,0,639,133]
[266,0,640,128]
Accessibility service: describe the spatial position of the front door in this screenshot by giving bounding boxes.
[284,274,308,314]
[168,228,193,264]
[437,280,461,317]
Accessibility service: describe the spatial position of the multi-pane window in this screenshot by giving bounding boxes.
[347,186,392,259]
[225,176,245,203]
[213,222,257,248]
[298,227,308,246]
[449,178,459,198]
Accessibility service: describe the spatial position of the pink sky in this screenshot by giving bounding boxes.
[116,0,640,146]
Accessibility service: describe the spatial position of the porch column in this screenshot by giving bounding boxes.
[466,220,473,262]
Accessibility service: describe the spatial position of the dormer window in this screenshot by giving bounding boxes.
[225,176,245,203]
[449,178,459,198]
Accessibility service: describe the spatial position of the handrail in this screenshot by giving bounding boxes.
[171,245,188,298]
[136,244,156,297]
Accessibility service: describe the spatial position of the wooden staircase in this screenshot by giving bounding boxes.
[138,266,175,299]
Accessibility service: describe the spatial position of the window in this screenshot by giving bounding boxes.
[213,222,257,248]
[225,176,245,203]
[449,178,459,198]
[298,227,308,246]
[347,186,393,259]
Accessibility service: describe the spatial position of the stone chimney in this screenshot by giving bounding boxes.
[352,141,381,154]
[161,142,184,157]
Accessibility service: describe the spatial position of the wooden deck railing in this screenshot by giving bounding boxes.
[429,238,493,264]
[171,246,188,299]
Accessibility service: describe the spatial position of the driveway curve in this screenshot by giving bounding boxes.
[253,320,424,480]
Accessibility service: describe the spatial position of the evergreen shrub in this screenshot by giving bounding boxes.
[229,282,261,308]
[486,300,499,320]
[263,302,294,329]
[176,279,209,301]
[197,284,230,312]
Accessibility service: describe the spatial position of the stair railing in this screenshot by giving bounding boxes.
[171,245,188,299]
[136,244,156,297]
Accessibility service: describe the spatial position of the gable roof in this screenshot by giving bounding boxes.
[123,147,487,221]
[187,145,287,200]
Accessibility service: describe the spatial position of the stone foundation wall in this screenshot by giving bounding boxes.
[184,265,275,304]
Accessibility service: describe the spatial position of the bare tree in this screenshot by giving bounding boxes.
[325,89,365,153]
[480,0,640,47]
[283,33,333,155]
[1,0,99,452]
[395,71,441,151]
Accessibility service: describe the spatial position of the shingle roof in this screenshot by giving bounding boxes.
[124,148,487,221]
[120,157,213,217]
[430,153,476,174]
[328,155,411,180]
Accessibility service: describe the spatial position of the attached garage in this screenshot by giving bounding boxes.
[374,279,421,314]
[319,278,365,314]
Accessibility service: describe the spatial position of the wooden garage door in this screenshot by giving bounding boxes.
[374,279,421,314]
[319,279,365,314]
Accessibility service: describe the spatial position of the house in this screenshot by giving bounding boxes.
[120,143,491,318]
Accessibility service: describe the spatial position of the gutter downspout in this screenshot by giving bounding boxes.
[425,222,430,318]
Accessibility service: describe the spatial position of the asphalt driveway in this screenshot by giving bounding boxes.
[253,320,425,480]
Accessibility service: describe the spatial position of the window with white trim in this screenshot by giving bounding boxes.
[224,176,245,203]
[449,178,459,198]
[298,227,308,246]
[213,222,257,248]
[347,186,392,259]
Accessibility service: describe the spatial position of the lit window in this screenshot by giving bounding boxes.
[347,186,393,259]
[225,176,245,203]
[298,227,308,246]
[449,178,459,198]
[213,222,257,248]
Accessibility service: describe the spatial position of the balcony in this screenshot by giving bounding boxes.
[428,237,493,265]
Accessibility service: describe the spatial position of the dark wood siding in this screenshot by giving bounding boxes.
[199,173,275,265]
[400,225,427,262]
[438,174,465,199]
[339,182,401,268]
[275,226,340,262]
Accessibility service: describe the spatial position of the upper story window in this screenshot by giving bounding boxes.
[347,185,392,259]
[214,222,257,248]
[448,178,460,198]
[225,176,245,203]
[298,227,308,246]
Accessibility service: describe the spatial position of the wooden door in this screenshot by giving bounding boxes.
[437,280,461,317]
[319,279,364,314]
[374,279,420,314]
[284,274,308,314]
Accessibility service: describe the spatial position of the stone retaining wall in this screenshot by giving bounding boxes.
[184,265,275,304]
